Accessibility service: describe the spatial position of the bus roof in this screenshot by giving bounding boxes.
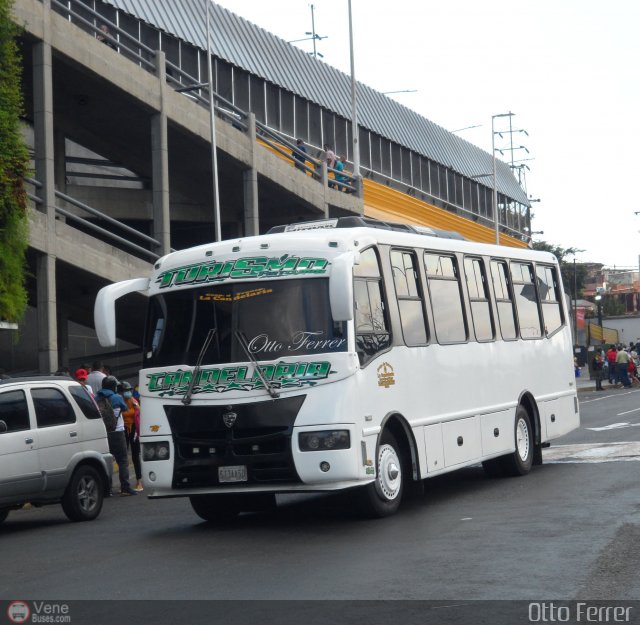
[153,218,558,275]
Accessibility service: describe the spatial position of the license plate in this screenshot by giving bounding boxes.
[218,465,248,483]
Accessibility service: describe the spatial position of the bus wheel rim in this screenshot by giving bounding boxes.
[516,418,530,461]
[377,444,401,500]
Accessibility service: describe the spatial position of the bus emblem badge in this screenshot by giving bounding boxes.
[223,411,238,428]
[377,362,395,389]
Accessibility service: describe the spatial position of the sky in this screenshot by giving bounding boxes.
[214,0,640,268]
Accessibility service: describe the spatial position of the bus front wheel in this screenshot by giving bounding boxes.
[356,430,404,518]
[502,406,534,477]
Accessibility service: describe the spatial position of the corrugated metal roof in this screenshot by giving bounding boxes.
[103,0,528,205]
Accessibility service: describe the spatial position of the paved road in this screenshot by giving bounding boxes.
[1,390,639,604]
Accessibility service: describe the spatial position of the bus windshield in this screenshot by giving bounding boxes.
[144,278,347,368]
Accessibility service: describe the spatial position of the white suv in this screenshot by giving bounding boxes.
[0,376,113,524]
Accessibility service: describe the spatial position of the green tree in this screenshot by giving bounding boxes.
[603,297,625,317]
[531,241,586,298]
[0,0,29,322]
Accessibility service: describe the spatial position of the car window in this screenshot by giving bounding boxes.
[69,385,102,420]
[31,388,76,428]
[0,390,30,432]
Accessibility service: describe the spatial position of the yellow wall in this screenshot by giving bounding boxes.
[258,137,527,248]
[363,178,527,248]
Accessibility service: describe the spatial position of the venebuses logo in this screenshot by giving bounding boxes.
[7,601,30,624]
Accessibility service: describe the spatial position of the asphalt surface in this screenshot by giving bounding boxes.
[1,387,639,607]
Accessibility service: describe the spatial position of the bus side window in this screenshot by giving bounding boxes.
[391,249,427,346]
[510,262,542,339]
[424,253,467,344]
[354,248,391,365]
[464,257,495,341]
[490,260,517,340]
[536,265,564,335]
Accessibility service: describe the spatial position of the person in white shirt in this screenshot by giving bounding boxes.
[86,361,106,392]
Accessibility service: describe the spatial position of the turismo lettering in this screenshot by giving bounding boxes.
[156,255,329,288]
[147,360,335,396]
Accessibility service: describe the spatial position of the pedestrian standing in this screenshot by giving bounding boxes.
[592,352,604,391]
[616,346,632,388]
[96,376,137,496]
[86,361,107,393]
[606,345,617,385]
[293,138,307,172]
[119,381,143,492]
[74,368,94,397]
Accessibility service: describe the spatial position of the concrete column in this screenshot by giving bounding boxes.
[36,254,58,373]
[243,113,259,236]
[33,6,59,374]
[152,50,170,255]
[57,306,69,370]
[54,128,66,194]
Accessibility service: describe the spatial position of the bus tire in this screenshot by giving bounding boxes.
[0,508,8,524]
[502,406,534,477]
[356,430,404,518]
[189,494,241,523]
[61,465,104,522]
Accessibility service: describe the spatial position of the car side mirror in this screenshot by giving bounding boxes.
[0,420,7,434]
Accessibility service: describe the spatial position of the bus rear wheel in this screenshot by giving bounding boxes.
[502,406,534,476]
[356,430,404,518]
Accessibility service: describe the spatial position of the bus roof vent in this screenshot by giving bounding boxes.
[267,217,464,239]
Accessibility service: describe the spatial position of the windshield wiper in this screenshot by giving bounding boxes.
[182,328,217,405]
[235,330,280,399]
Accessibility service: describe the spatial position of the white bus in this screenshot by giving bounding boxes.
[95,217,579,520]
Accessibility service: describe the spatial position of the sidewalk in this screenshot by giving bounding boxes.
[575,369,596,392]
[574,367,632,392]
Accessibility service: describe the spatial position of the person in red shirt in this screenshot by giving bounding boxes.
[606,345,618,385]
[628,359,640,386]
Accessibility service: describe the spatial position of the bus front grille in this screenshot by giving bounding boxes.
[164,395,305,488]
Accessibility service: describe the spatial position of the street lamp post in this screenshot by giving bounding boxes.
[206,0,221,242]
[347,0,361,193]
[492,112,513,245]
[595,295,603,330]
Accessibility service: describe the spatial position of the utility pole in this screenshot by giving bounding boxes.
[287,4,327,58]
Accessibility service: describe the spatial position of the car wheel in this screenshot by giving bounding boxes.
[356,430,404,518]
[0,509,8,525]
[62,465,104,522]
[502,406,534,477]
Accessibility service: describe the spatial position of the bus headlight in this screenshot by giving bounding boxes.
[142,442,171,461]
[299,430,350,452]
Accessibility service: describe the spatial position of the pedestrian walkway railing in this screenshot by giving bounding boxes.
[25,177,162,262]
[49,0,359,198]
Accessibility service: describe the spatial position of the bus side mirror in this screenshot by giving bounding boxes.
[330,253,355,321]
[94,277,150,347]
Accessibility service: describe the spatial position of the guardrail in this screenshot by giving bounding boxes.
[25,177,162,261]
[49,0,359,197]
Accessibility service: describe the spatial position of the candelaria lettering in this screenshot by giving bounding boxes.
[156,255,330,288]
[147,361,335,396]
